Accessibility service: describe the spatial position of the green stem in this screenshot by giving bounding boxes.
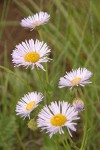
[38,30,49,83]
[0,65,31,91]
[35,68,45,91]
[53,135,61,150]
[68,135,79,150]
[62,140,69,150]
[65,140,71,150]
[38,30,50,103]
[56,133,72,150]
[38,30,43,41]
[58,134,68,150]
[45,63,49,83]
[64,129,80,150]
[78,88,88,150]
[16,130,25,150]
[74,88,79,98]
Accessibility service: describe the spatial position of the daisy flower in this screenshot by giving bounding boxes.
[59,68,92,88]
[72,99,84,113]
[12,39,51,71]
[37,101,79,138]
[16,92,43,119]
[20,11,50,30]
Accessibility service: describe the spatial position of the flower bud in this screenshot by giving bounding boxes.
[72,99,84,113]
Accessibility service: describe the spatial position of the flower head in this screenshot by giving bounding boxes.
[37,101,79,138]
[20,11,50,30]
[12,39,51,71]
[59,68,92,89]
[72,99,84,113]
[16,92,43,119]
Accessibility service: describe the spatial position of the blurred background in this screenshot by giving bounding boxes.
[0,0,100,150]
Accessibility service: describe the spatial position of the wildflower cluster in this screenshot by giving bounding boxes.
[12,11,92,141]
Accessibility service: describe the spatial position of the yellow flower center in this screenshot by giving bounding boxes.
[24,52,40,63]
[51,114,67,126]
[26,101,35,110]
[70,77,81,85]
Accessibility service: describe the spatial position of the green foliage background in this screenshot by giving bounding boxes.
[0,0,100,150]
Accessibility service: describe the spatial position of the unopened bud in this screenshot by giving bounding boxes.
[72,99,84,113]
[28,118,37,131]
